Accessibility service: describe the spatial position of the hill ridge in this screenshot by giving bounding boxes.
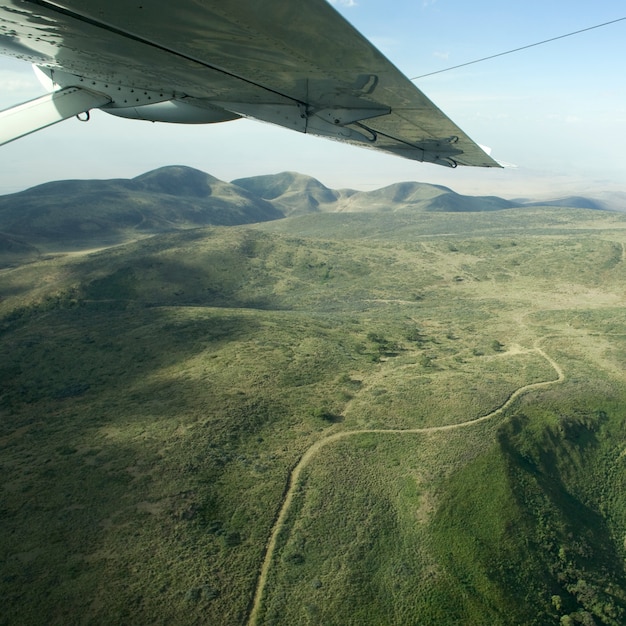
[0,165,620,265]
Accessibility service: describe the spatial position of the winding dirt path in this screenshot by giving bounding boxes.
[247,343,564,626]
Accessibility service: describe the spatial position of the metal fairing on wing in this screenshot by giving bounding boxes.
[0,0,501,168]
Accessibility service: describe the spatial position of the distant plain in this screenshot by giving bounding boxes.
[2,167,626,625]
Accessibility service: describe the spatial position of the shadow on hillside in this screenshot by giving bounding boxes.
[495,413,626,617]
[33,225,294,312]
[1,306,262,411]
[0,300,287,623]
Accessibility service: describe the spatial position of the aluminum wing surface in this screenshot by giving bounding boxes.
[0,0,500,168]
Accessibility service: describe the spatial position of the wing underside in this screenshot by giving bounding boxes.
[0,0,500,168]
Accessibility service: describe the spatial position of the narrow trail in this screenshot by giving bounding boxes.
[247,343,564,626]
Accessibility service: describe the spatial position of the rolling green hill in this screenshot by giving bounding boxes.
[231,171,346,216]
[231,174,517,214]
[522,196,606,210]
[0,166,282,257]
[2,172,626,625]
[1,166,619,269]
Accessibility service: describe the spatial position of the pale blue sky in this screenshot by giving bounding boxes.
[1,0,625,197]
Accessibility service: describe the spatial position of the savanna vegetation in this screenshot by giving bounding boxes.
[2,192,626,625]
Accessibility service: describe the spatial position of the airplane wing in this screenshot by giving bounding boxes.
[0,0,500,168]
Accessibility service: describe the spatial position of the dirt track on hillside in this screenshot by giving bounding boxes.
[247,343,564,626]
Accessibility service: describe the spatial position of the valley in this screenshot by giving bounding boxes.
[1,168,626,625]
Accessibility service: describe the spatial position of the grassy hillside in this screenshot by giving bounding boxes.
[231,172,345,216]
[2,165,619,268]
[2,201,626,625]
[231,174,516,214]
[0,166,282,257]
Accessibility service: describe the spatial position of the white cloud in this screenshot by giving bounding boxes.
[328,0,357,6]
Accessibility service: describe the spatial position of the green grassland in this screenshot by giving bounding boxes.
[2,204,626,624]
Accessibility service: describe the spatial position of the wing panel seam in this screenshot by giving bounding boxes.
[21,0,307,106]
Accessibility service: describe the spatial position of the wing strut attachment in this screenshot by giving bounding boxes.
[0,87,111,146]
